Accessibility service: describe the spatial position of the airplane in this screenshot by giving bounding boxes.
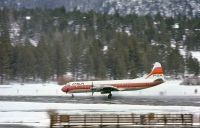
[61,62,165,98]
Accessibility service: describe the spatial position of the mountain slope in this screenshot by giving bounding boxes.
[0,0,200,17]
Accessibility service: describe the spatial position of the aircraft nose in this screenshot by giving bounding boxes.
[61,86,68,92]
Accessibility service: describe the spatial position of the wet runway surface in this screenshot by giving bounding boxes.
[0,96,200,106]
[0,124,34,128]
[0,96,200,128]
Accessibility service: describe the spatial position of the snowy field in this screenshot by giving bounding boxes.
[0,80,200,127]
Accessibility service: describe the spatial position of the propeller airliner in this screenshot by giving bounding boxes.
[61,62,165,98]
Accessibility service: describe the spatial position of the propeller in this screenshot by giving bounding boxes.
[91,81,94,96]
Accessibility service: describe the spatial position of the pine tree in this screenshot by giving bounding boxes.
[91,39,106,78]
[69,33,83,79]
[186,54,200,76]
[54,41,68,78]
[16,42,36,83]
[0,8,12,84]
[166,48,184,76]
[106,33,128,79]
[36,37,52,82]
[82,48,95,79]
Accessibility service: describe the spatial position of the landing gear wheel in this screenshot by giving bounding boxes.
[71,94,74,98]
[108,93,112,99]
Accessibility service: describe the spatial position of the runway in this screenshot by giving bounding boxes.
[0,95,200,128]
[0,95,200,106]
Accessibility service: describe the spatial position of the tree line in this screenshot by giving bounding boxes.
[0,8,199,84]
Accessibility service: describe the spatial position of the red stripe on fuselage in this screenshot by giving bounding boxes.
[63,81,162,93]
[113,83,150,88]
[68,85,91,91]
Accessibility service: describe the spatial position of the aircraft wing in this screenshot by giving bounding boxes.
[98,85,120,94]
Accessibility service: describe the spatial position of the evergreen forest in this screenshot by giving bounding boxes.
[0,8,199,84]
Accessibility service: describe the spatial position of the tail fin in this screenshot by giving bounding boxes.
[146,62,164,81]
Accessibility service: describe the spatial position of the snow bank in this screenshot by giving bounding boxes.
[0,82,65,96]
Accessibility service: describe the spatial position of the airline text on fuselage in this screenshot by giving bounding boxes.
[72,83,85,86]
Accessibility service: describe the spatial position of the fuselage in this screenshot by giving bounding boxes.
[61,62,165,96]
[61,77,164,94]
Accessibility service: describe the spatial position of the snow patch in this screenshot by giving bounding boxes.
[179,48,200,62]
[25,16,31,20]
[103,45,108,52]
[191,51,200,62]
[29,38,38,47]
[172,23,179,29]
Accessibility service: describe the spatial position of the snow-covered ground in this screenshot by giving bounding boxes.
[0,101,200,127]
[0,80,200,96]
[1,80,200,127]
[179,48,200,62]
[0,82,65,96]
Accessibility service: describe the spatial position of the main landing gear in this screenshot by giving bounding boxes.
[108,93,112,99]
[71,94,74,98]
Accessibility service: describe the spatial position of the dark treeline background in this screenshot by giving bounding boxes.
[0,7,199,84]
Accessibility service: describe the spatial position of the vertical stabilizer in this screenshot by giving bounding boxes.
[146,62,164,81]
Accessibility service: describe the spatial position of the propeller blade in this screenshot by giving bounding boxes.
[92,81,94,96]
